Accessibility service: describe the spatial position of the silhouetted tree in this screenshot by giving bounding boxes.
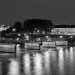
[23,19,53,32]
[13,21,23,32]
[1,22,23,37]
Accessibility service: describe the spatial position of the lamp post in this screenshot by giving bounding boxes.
[12,28,16,33]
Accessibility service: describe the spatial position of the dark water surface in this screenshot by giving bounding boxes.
[0,46,75,75]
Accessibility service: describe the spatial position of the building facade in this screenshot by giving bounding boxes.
[51,25,75,35]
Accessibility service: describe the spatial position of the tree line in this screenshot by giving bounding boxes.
[2,19,53,33]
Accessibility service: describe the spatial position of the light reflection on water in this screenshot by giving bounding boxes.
[69,47,74,63]
[23,53,31,75]
[69,47,74,74]
[1,46,75,75]
[8,59,20,75]
[43,50,51,75]
[58,47,64,75]
[33,53,44,75]
[50,48,58,75]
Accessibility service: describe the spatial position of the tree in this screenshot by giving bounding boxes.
[23,19,53,32]
[13,21,23,32]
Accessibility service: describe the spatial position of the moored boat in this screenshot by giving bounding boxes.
[0,43,16,53]
[25,42,40,52]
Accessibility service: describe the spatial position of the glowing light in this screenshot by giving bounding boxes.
[16,38,19,41]
[23,53,31,75]
[69,47,74,72]
[68,34,70,35]
[45,36,49,39]
[33,53,43,75]
[16,44,20,57]
[43,51,51,75]
[70,36,73,38]
[70,47,74,63]
[44,51,50,61]
[65,49,69,59]
[59,48,64,60]
[56,47,63,50]
[12,28,16,32]
[18,33,21,36]
[37,30,40,33]
[59,35,63,38]
[42,31,45,34]
[25,35,29,40]
[37,38,40,41]
[0,61,2,75]
[8,59,20,75]
[58,48,64,75]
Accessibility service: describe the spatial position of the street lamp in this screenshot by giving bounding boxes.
[45,36,49,39]
[16,38,19,41]
[70,36,73,38]
[12,28,16,32]
[42,31,45,34]
[37,38,41,42]
[18,33,21,36]
[59,35,63,38]
[25,35,29,41]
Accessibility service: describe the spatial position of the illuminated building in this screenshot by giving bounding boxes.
[0,24,10,32]
[51,25,75,35]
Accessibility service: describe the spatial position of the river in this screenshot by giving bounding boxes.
[0,46,75,75]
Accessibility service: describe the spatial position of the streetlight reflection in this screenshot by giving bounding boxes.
[69,47,74,73]
[43,51,51,75]
[58,47,64,75]
[23,53,31,75]
[8,59,20,75]
[33,53,44,75]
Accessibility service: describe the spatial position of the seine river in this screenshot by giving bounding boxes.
[0,46,75,75]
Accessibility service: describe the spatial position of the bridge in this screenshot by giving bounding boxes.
[29,34,75,41]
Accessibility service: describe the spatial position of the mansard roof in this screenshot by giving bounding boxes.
[53,25,75,28]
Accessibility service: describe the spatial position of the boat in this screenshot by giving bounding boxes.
[55,41,68,46]
[25,42,40,52]
[41,36,55,48]
[0,43,16,53]
[55,35,68,46]
[41,41,55,48]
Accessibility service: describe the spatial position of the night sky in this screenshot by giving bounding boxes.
[0,0,75,25]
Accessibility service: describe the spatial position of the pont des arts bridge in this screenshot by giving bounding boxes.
[29,34,75,46]
[0,34,75,53]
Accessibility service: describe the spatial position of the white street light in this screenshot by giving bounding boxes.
[59,35,63,38]
[18,33,21,36]
[25,35,29,41]
[12,28,16,32]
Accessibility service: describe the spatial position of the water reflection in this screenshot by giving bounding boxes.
[23,53,31,75]
[69,47,74,63]
[65,48,69,59]
[1,46,75,75]
[58,47,64,75]
[0,61,2,75]
[33,53,44,75]
[16,44,21,58]
[51,49,58,75]
[43,50,51,75]
[8,59,20,75]
[69,47,74,74]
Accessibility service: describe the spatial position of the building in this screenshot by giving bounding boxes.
[0,24,10,32]
[51,25,75,35]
